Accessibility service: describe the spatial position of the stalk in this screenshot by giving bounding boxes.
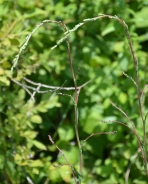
[66,33,83,174]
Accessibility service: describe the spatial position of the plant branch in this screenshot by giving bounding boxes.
[48,135,78,184]
[110,102,147,170]
[64,23,83,174]
[82,131,117,147]
[110,101,136,130]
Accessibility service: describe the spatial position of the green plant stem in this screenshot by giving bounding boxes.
[74,104,83,174]
[125,29,148,176]
[96,14,148,176]
[48,135,78,184]
[51,21,83,174]
[66,31,83,174]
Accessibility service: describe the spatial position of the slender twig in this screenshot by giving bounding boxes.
[82,131,117,147]
[26,176,34,184]
[110,102,147,169]
[30,83,41,101]
[124,25,147,174]
[48,135,78,184]
[11,76,98,104]
[51,21,84,174]
[110,101,136,130]
[11,75,98,91]
[44,178,50,184]
[99,119,145,161]
[122,71,137,87]
[11,20,66,72]
[11,78,36,91]
[65,27,83,174]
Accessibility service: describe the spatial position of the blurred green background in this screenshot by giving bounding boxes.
[0,0,148,183]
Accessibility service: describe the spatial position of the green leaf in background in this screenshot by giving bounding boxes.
[82,104,105,134]
[133,179,147,184]
[48,164,62,182]
[32,140,47,150]
[21,130,38,139]
[18,88,26,100]
[36,96,61,113]
[0,76,10,86]
[0,1,9,16]
[58,166,72,183]
[5,161,16,183]
[113,41,124,53]
[14,154,28,166]
[135,7,148,28]
[96,164,113,178]
[58,145,79,166]
[0,67,4,75]
[28,160,43,167]
[9,38,20,46]
[58,124,74,141]
[101,22,115,36]
[30,115,42,124]
[118,92,128,104]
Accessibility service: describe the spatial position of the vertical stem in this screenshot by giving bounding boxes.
[74,105,83,174]
[55,21,83,174]
[125,29,148,176]
[66,35,83,174]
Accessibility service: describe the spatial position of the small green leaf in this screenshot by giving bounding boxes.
[0,76,10,86]
[135,7,148,28]
[49,165,61,182]
[18,89,26,100]
[9,38,20,46]
[36,96,61,113]
[113,41,124,53]
[30,115,42,124]
[58,166,71,183]
[28,160,43,167]
[101,22,115,36]
[58,124,74,141]
[118,92,127,104]
[21,130,37,139]
[0,67,4,75]
[32,140,47,150]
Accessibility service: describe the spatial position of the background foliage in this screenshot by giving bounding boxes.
[0,0,148,183]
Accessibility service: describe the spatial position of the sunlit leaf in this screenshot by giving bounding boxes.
[32,140,47,150]
[30,115,42,124]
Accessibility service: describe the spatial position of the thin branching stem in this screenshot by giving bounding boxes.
[82,131,117,147]
[66,34,83,174]
[48,135,78,184]
[110,101,136,130]
[110,102,147,173]
[99,119,145,164]
[10,14,148,178]
[59,22,83,174]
